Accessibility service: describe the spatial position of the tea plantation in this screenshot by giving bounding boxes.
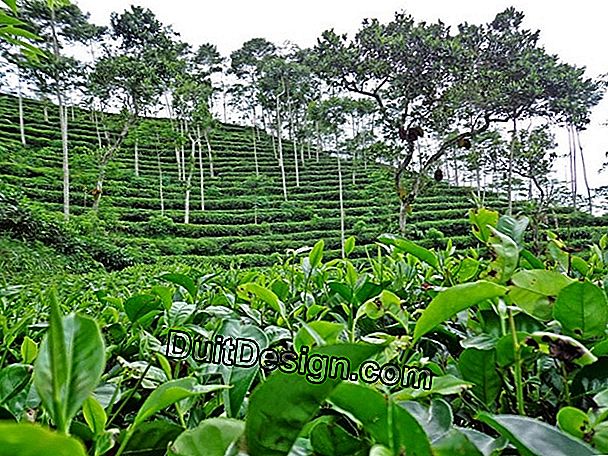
[1,92,605,278]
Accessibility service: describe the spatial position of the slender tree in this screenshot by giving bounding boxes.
[88,5,183,210]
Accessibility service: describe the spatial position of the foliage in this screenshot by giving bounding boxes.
[0,208,607,455]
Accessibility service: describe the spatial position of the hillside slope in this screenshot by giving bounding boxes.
[0,93,606,271]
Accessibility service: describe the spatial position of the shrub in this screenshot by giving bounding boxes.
[145,214,175,236]
[425,227,445,240]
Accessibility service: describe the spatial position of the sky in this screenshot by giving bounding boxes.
[76,0,607,197]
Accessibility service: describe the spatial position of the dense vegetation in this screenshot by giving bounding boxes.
[0,0,607,455]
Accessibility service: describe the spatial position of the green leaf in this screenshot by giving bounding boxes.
[509,287,553,320]
[400,399,452,443]
[594,389,608,408]
[124,294,162,325]
[0,25,39,41]
[393,374,473,400]
[309,418,364,456]
[169,418,244,456]
[592,338,608,357]
[0,422,86,456]
[488,227,519,283]
[379,234,439,269]
[469,208,499,243]
[369,445,392,456]
[134,378,228,428]
[294,321,345,352]
[151,285,174,310]
[242,283,287,321]
[557,406,590,439]
[593,422,608,453]
[572,256,590,276]
[511,270,573,296]
[520,249,544,269]
[82,395,106,436]
[496,332,533,367]
[456,427,508,456]
[3,0,17,13]
[461,334,498,350]
[34,297,105,433]
[309,240,325,269]
[330,383,432,455]
[356,290,402,322]
[122,421,184,456]
[414,281,508,342]
[20,336,37,364]
[217,320,268,418]
[458,349,500,406]
[526,332,597,367]
[572,358,608,397]
[161,273,197,300]
[432,429,483,456]
[496,215,529,247]
[344,236,356,257]
[554,281,608,339]
[245,343,384,456]
[456,257,480,283]
[477,413,596,456]
[47,0,71,10]
[0,364,30,408]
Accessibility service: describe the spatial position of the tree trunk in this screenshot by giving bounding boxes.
[93,104,102,149]
[252,108,259,177]
[256,115,261,141]
[222,78,227,123]
[180,120,186,181]
[315,121,321,162]
[351,115,357,184]
[50,6,70,219]
[134,137,139,177]
[574,127,592,214]
[156,139,165,216]
[288,96,300,187]
[43,104,49,123]
[338,154,345,259]
[164,92,175,123]
[184,137,195,224]
[301,110,308,167]
[568,126,577,210]
[396,139,415,234]
[92,121,132,211]
[399,200,409,235]
[507,118,517,216]
[204,129,214,178]
[60,101,69,219]
[293,135,299,187]
[271,127,277,159]
[197,126,205,211]
[17,71,25,146]
[276,94,287,201]
[175,146,182,181]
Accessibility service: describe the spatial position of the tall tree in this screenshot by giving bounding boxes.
[88,5,183,210]
[230,38,276,177]
[0,0,41,56]
[315,9,604,232]
[16,0,92,218]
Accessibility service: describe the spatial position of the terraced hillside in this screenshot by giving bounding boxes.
[0,93,606,270]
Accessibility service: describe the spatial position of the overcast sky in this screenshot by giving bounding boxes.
[77,0,607,193]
